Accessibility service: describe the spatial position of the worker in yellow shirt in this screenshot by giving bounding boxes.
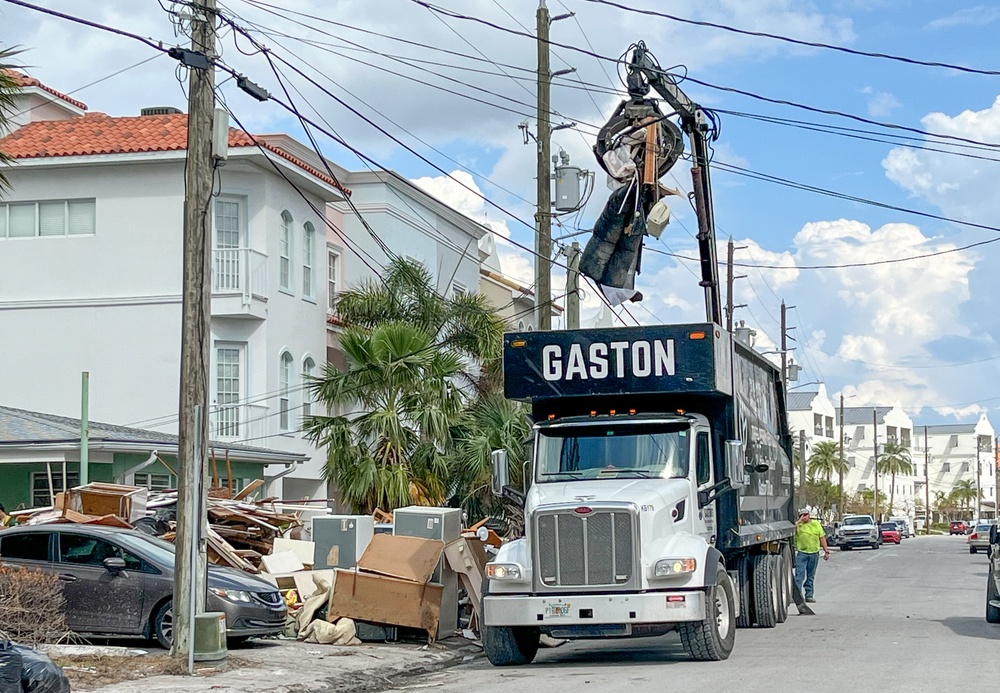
[794,510,830,603]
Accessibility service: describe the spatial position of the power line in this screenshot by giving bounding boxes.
[579,0,1000,77]
[1,0,171,53]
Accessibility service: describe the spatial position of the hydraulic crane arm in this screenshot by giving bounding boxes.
[625,43,723,326]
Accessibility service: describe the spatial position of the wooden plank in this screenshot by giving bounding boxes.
[233,479,264,501]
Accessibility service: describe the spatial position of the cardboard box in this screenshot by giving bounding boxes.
[260,550,304,574]
[329,569,442,640]
[273,538,316,567]
[356,534,444,583]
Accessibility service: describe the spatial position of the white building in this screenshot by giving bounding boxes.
[913,415,997,521]
[842,405,915,522]
[787,384,838,461]
[0,72,347,501]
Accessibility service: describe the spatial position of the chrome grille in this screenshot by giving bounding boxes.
[536,509,634,588]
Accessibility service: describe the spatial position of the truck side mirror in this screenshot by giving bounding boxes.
[491,449,509,497]
[991,524,998,545]
[725,440,745,490]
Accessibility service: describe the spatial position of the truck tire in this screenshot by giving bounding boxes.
[678,564,735,661]
[735,554,753,629]
[871,542,880,550]
[970,546,977,554]
[987,573,1000,624]
[775,553,790,624]
[751,554,779,628]
[482,625,540,666]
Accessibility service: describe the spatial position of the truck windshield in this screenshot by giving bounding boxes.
[536,422,690,482]
[843,516,873,526]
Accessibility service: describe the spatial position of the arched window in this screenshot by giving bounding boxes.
[518,320,525,331]
[279,351,293,431]
[302,356,315,418]
[279,211,293,291]
[302,222,315,298]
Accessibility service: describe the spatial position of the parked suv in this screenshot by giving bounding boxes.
[951,521,968,535]
[838,514,880,550]
[0,525,286,648]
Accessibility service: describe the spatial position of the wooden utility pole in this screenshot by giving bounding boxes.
[724,240,746,334]
[566,241,581,329]
[780,301,787,394]
[174,0,217,661]
[872,408,879,522]
[535,0,552,330]
[838,393,845,520]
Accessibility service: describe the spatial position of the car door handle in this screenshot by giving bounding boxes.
[58,574,78,582]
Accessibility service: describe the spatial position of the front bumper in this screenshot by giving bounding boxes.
[484,590,706,627]
[840,534,877,546]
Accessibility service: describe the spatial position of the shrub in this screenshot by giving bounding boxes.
[0,565,69,644]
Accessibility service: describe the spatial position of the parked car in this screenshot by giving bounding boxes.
[987,525,1000,623]
[888,516,911,538]
[0,525,286,648]
[838,514,880,550]
[879,522,902,545]
[968,524,993,554]
[821,524,840,547]
[950,521,968,535]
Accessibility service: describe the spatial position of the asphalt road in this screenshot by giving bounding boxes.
[389,535,998,693]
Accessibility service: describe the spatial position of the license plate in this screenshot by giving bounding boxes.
[544,602,571,618]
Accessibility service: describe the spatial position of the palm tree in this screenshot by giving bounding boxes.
[303,257,505,513]
[951,479,979,519]
[808,441,847,483]
[876,440,912,515]
[0,47,25,194]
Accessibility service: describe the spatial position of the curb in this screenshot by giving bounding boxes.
[318,646,482,693]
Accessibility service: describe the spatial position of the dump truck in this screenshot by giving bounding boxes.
[481,324,796,663]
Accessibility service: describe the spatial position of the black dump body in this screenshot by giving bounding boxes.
[503,323,795,551]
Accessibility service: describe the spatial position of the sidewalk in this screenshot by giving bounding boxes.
[77,639,481,693]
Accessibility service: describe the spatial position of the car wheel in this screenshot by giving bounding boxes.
[872,542,879,550]
[987,572,1000,624]
[970,547,977,554]
[153,601,173,650]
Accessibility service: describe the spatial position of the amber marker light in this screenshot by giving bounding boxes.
[689,331,706,340]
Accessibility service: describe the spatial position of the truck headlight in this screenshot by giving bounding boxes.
[654,558,697,577]
[486,562,523,581]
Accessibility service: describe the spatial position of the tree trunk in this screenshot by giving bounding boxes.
[889,471,896,514]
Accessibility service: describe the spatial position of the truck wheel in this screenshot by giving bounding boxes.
[751,554,779,628]
[678,564,735,661]
[774,553,790,624]
[482,625,540,666]
[735,554,753,628]
[970,546,977,554]
[872,542,880,550]
[987,573,1000,624]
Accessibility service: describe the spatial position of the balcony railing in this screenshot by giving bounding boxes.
[212,248,268,303]
[210,403,268,443]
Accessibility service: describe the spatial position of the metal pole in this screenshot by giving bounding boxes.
[535,0,552,331]
[924,426,930,532]
[566,241,581,329]
[175,0,216,661]
[976,437,982,520]
[80,372,89,485]
[725,240,734,333]
[839,393,845,520]
[872,408,879,522]
[799,430,807,500]
[780,301,787,395]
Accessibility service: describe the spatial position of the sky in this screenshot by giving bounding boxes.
[3,0,1000,426]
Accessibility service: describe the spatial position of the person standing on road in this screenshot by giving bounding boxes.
[795,510,830,603]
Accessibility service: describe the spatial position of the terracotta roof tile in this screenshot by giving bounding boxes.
[4,69,88,111]
[0,111,350,196]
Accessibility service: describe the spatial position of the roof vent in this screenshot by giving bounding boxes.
[140,106,182,116]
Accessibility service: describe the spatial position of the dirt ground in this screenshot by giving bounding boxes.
[52,652,253,690]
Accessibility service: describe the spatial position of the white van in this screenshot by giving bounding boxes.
[889,516,912,538]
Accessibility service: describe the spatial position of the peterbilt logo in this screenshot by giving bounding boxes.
[541,339,675,381]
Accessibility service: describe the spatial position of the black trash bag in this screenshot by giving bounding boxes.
[0,641,23,693]
[13,646,70,693]
[580,184,645,289]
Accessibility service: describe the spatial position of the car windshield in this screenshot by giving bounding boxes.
[976,525,992,533]
[536,422,690,482]
[880,523,897,531]
[843,516,872,526]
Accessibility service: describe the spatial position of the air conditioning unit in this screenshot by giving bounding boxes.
[312,515,375,570]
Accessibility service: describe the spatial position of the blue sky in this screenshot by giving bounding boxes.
[3,0,1000,426]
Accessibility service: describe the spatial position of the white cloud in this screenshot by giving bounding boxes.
[411,170,512,239]
[861,87,900,117]
[926,5,1000,29]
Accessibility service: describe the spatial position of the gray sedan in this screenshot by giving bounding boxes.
[0,524,286,648]
[969,524,993,555]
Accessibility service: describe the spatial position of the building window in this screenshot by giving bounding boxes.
[518,320,525,331]
[302,357,315,418]
[280,211,293,291]
[901,428,911,448]
[133,473,172,492]
[451,282,468,298]
[216,345,244,438]
[0,199,95,238]
[31,471,79,508]
[942,463,950,472]
[302,222,315,299]
[978,435,992,452]
[813,414,823,437]
[886,426,897,443]
[825,416,834,439]
[327,249,340,313]
[280,351,293,431]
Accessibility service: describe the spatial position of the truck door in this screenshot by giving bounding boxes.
[695,429,717,544]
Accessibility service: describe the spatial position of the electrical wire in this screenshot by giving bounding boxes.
[578,0,1000,78]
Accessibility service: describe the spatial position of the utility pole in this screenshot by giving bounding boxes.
[565,241,581,329]
[724,239,746,334]
[872,408,879,522]
[799,430,807,502]
[924,426,930,533]
[780,301,787,394]
[976,436,982,520]
[174,0,217,662]
[535,0,552,331]
[838,393,845,520]
[80,372,90,486]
